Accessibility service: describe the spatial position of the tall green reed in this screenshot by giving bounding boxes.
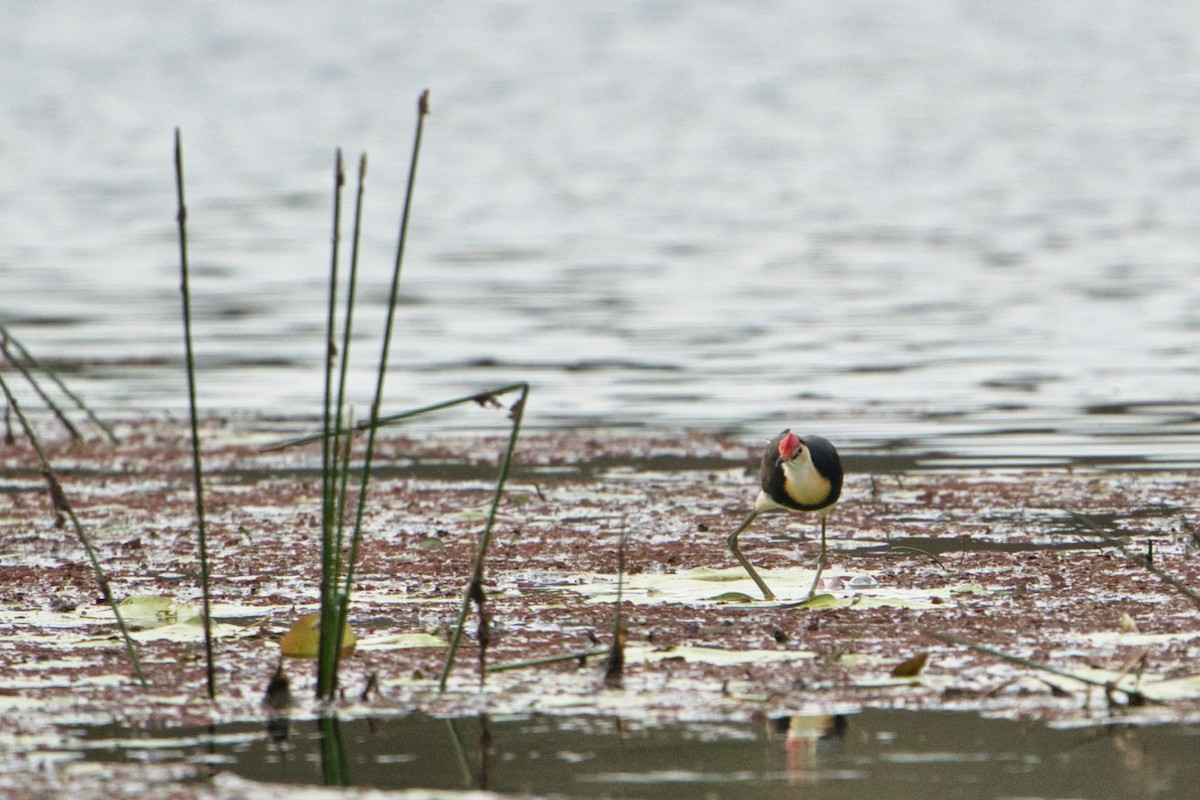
[266,89,533,694]
[316,91,430,701]
[173,128,217,700]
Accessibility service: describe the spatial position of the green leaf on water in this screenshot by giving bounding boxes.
[792,592,839,610]
[707,591,757,603]
[117,595,196,626]
[415,536,446,551]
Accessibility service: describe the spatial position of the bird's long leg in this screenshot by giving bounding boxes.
[802,515,829,601]
[726,510,776,601]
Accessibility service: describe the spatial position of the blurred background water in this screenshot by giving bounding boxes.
[2,1,1199,467]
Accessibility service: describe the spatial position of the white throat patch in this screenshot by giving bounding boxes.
[780,452,833,507]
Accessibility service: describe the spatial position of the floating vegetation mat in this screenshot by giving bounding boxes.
[1,420,1198,796]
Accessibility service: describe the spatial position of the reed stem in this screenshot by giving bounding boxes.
[1064,508,1200,610]
[330,154,368,620]
[174,128,217,700]
[603,531,628,684]
[0,322,117,443]
[438,382,529,691]
[330,91,430,698]
[922,628,1152,704]
[0,374,145,685]
[487,648,611,673]
[260,384,529,453]
[0,337,82,441]
[316,150,347,700]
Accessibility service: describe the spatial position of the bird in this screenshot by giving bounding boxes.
[725,429,843,601]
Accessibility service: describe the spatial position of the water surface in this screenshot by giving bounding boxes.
[2,2,1199,467]
[67,709,1200,799]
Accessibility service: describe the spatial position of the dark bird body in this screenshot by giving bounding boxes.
[726,429,843,601]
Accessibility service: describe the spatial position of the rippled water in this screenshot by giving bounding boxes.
[3,2,1199,466]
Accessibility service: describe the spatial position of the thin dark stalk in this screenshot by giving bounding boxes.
[470,568,491,686]
[0,322,117,443]
[332,154,367,458]
[260,384,528,452]
[327,154,368,646]
[922,628,1153,705]
[1063,508,1200,610]
[330,91,430,698]
[330,155,368,591]
[603,531,629,685]
[0,337,82,441]
[334,406,356,567]
[439,382,529,691]
[486,648,611,673]
[883,544,947,569]
[0,374,144,685]
[316,150,347,700]
[174,128,216,700]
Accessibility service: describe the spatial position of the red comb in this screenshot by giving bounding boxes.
[779,431,802,460]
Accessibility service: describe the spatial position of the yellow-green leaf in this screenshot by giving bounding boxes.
[280,613,357,659]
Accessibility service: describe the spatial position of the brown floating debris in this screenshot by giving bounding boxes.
[890,651,930,678]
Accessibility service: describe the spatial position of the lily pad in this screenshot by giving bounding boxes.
[279,613,357,659]
[117,595,196,627]
[546,566,964,610]
[356,632,448,651]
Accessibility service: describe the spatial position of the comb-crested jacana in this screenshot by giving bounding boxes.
[726,429,843,601]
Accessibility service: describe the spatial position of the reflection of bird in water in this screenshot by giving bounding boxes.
[768,714,849,782]
[769,713,849,741]
[725,429,844,600]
